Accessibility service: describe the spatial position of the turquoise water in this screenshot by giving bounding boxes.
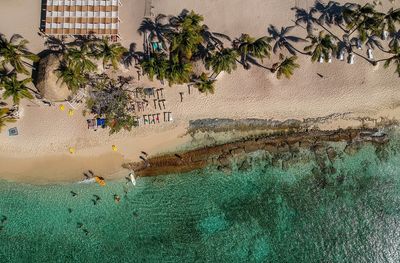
[1,134,400,262]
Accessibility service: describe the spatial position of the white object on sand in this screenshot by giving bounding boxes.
[78,178,96,184]
[367,48,373,59]
[338,49,345,61]
[129,172,136,186]
[318,54,324,63]
[328,53,332,63]
[348,53,354,65]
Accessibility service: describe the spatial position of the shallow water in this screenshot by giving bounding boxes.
[1,133,400,262]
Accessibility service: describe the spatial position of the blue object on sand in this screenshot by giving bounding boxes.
[8,127,18,136]
[96,118,106,128]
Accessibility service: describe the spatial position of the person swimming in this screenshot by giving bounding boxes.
[114,194,121,204]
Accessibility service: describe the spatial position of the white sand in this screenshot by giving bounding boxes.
[0,0,400,183]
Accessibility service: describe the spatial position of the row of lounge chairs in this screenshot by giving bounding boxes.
[138,112,173,126]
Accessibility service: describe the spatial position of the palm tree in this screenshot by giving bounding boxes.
[200,24,231,50]
[314,1,347,32]
[138,14,171,48]
[0,108,16,133]
[0,74,33,105]
[268,25,308,55]
[272,54,300,79]
[65,45,97,73]
[55,61,87,93]
[166,56,192,86]
[193,73,216,94]
[140,53,169,81]
[122,43,144,68]
[304,31,337,62]
[233,34,272,69]
[170,27,203,60]
[205,48,238,75]
[94,38,127,69]
[389,30,400,50]
[383,48,400,77]
[0,34,39,74]
[44,35,70,54]
[292,7,318,36]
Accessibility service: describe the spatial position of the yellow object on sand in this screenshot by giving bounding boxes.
[112,145,117,151]
[69,147,75,154]
[95,176,106,186]
[59,105,65,111]
[68,109,74,116]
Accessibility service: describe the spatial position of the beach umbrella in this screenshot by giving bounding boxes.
[69,147,75,154]
[59,104,65,111]
[112,145,118,151]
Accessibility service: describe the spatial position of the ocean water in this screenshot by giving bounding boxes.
[1,134,400,262]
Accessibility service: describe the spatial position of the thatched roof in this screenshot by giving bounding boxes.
[35,53,71,101]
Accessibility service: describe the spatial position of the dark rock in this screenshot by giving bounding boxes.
[238,159,251,172]
[326,147,337,162]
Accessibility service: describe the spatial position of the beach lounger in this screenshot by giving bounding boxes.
[338,49,345,61]
[348,53,355,65]
[318,54,324,63]
[367,48,373,60]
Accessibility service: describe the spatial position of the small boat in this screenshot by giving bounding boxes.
[77,178,96,184]
[94,176,106,186]
[129,172,136,186]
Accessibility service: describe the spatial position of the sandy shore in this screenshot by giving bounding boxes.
[0,0,400,183]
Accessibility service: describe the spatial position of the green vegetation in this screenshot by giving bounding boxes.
[85,75,137,134]
[0,108,16,132]
[1,2,400,133]
[0,74,33,105]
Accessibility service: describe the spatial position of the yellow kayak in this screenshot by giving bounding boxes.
[94,176,106,186]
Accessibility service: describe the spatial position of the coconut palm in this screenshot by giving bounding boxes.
[94,38,127,69]
[138,14,171,48]
[170,10,204,31]
[122,43,144,68]
[233,34,272,69]
[343,3,380,38]
[166,56,192,86]
[314,1,347,31]
[379,8,400,35]
[0,108,16,132]
[200,24,231,50]
[0,34,39,74]
[268,25,308,55]
[292,7,318,36]
[389,30,400,50]
[0,74,33,105]
[140,53,169,81]
[169,27,203,60]
[272,54,300,79]
[304,31,337,62]
[55,61,87,93]
[206,48,238,75]
[65,45,97,73]
[44,35,70,54]
[383,48,400,77]
[193,73,216,94]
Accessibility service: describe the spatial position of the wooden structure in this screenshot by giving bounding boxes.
[42,0,121,38]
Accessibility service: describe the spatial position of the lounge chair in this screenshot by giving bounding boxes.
[348,53,355,65]
[367,48,373,59]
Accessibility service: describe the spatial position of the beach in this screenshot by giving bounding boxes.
[1,0,400,183]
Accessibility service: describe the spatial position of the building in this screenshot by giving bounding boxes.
[42,0,121,38]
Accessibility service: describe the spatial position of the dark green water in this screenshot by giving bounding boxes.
[1,134,400,262]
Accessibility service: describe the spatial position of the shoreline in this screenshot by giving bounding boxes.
[1,114,396,185]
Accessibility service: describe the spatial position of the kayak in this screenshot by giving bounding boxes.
[129,173,136,186]
[77,178,96,184]
[95,176,106,186]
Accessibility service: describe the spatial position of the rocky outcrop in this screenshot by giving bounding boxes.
[123,128,389,177]
[35,53,71,101]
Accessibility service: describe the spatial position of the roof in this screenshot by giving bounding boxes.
[42,0,121,37]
